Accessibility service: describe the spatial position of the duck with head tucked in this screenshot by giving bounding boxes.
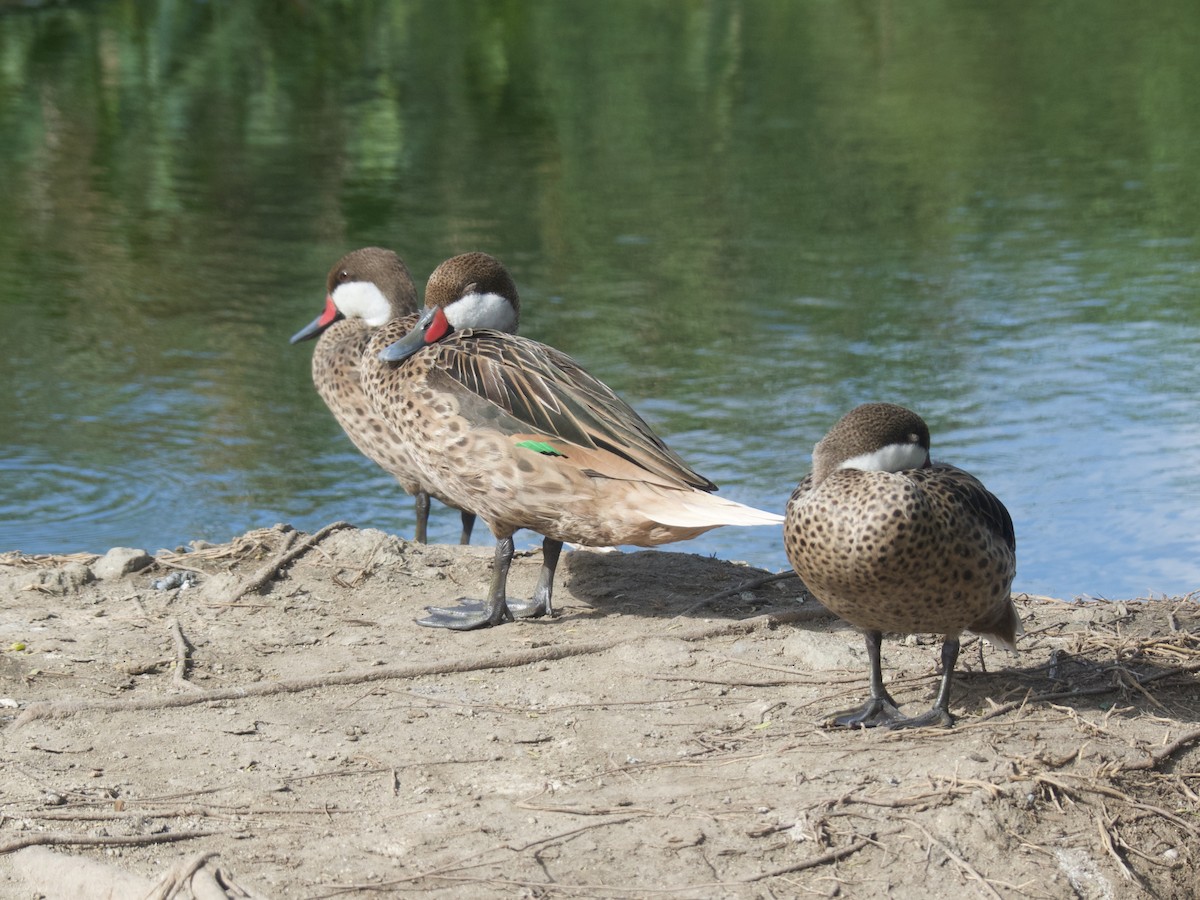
[290,247,511,544]
[784,402,1019,728]
[359,251,785,631]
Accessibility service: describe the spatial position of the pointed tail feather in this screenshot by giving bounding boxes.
[647,489,785,529]
[970,597,1022,652]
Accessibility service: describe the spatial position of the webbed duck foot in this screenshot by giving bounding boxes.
[829,695,906,729]
[506,598,550,619]
[416,597,513,630]
[417,597,548,630]
[882,706,955,730]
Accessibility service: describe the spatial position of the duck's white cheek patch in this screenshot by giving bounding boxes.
[839,442,928,473]
[445,292,517,332]
[333,282,392,327]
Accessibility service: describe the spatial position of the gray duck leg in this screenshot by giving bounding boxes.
[417,537,562,630]
[412,490,431,544]
[885,637,959,729]
[830,630,906,728]
[458,510,476,546]
[508,538,562,618]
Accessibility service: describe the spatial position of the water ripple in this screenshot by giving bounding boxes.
[0,455,189,555]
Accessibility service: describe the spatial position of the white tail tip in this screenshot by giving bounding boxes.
[651,491,785,529]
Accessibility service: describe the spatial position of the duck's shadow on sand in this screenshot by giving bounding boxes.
[560,548,807,621]
[557,548,1200,728]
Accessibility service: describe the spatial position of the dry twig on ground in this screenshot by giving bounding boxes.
[0,829,225,855]
[167,618,202,693]
[227,523,352,602]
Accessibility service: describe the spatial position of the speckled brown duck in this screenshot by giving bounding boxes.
[784,402,1019,728]
[290,247,508,544]
[359,251,785,631]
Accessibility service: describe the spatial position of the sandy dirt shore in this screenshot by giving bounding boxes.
[1,523,1197,899]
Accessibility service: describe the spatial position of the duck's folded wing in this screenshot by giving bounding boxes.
[434,331,718,492]
[922,465,1016,552]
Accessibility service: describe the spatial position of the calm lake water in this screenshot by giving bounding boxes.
[2,1,1198,601]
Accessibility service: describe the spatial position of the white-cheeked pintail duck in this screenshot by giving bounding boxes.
[361,252,786,630]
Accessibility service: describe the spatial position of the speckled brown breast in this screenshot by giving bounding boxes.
[310,314,428,496]
[784,465,1016,639]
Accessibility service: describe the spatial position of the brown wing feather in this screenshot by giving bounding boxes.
[430,329,717,492]
[917,464,1016,552]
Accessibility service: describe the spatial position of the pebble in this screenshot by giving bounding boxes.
[93,548,153,581]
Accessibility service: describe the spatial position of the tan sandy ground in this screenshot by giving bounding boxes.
[0,523,1197,899]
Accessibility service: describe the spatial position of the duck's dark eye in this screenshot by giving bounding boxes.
[338,270,351,283]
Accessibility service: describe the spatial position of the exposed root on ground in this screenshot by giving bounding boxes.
[14,604,824,727]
